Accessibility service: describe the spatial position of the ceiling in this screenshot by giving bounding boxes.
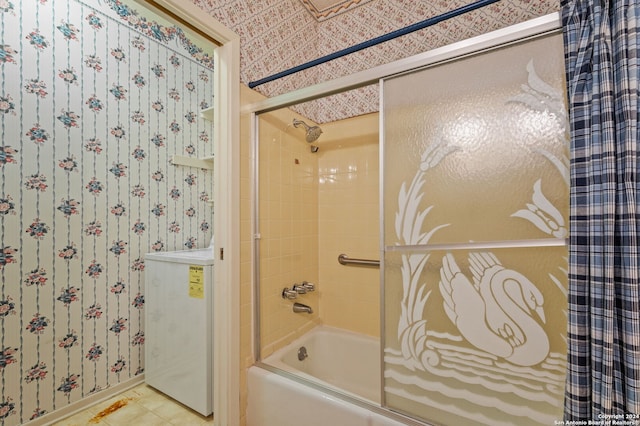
[191,0,560,123]
[299,0,376,21]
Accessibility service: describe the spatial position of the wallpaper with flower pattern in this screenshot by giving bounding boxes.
[195,0,559,124]
[0,1,214,424]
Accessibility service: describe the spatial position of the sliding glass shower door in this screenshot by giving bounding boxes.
[381,32,568,425]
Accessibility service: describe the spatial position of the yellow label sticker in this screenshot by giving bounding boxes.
[188,265,204,299]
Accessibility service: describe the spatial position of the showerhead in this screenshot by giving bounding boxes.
[293,118,322,143]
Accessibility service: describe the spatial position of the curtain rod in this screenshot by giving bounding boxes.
[248,0,501,89]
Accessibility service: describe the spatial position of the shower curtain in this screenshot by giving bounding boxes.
[562,0,640,419]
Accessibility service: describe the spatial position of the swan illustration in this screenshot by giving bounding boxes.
[439,252,549,366]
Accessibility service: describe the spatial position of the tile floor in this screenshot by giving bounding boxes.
[52,383,214,425]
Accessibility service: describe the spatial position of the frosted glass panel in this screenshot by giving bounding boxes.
[383,33,568,246]
[382,32,568,425]
[383,247,567,425]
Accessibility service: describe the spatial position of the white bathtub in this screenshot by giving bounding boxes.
[247,326,411,426]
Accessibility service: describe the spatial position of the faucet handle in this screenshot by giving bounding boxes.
[281,287,297,300]
[292,284,307,294]
[301,281,315,292]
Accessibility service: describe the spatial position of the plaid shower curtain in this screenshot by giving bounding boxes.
[562,0,640,419]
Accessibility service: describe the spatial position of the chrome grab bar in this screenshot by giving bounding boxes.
[337,253,380,267]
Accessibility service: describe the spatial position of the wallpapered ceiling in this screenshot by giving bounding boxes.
[194,0,560,123]
[299,0,376,21]
[0,1,214,424]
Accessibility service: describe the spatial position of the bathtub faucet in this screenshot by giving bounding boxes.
[292,281,315,294]
[292,302,313,314]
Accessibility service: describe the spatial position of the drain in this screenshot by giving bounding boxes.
[297,346,308,361]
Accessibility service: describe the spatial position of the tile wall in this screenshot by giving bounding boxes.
[256,106,321,359]
[317,113,379,336]
[243,95,380,351]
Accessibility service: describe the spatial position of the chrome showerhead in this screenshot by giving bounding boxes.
[292,118,322,143]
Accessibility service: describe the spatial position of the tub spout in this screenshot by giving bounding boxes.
[293,302,313,314]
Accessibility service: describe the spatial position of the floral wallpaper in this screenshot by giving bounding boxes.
[0,0,214,424]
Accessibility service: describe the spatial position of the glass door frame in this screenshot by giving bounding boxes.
[246,12,563,425]
[379,29,568,424]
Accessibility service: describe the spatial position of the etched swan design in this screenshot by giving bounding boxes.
[439,252,549,367]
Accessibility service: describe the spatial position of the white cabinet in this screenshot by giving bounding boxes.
[144,248,214,416]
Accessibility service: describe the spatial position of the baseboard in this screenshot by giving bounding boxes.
[23,375,145,426]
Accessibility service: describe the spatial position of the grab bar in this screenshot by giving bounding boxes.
[338,254,380,267]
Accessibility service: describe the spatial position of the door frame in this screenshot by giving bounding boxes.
[137,1,241,424]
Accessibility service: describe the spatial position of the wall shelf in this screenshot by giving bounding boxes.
[171,154,214,170]
[172,107,214,169]
[200,106,214,122]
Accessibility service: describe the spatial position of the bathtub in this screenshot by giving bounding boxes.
[247,326,413,426]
